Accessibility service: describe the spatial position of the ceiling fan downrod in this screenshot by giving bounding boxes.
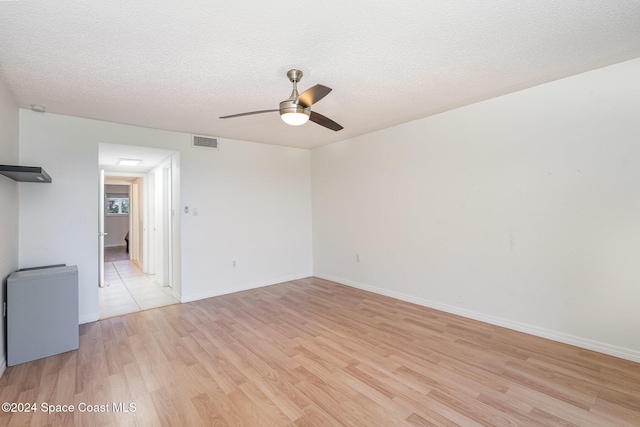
[287,69,304,101]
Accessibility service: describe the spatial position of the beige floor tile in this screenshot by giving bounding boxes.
[99,260,178,319]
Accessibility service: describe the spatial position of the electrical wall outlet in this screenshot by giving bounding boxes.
[356,254,360,262]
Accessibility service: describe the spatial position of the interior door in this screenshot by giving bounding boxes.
[131,180,139,262]
[98,169,106,287]
[163,165,172,287]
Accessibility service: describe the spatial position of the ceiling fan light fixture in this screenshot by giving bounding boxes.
[219,69,342,131]
[279,100,310,126]
[281,112,310,126]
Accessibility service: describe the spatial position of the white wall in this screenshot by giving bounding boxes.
[0,78,20,374]
[19,113,101,323]
[312,58,640,362]
[181,139,313,301]
[18,112,313,323]
[104,215,129,247]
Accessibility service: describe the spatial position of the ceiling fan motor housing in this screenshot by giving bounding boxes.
[279,99,310,125]
[279,99,310,116]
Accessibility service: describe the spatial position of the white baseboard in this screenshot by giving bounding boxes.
[79,313,100,324]
[0,357,5,379]
[181,272,313,303]
[315,273,640,364]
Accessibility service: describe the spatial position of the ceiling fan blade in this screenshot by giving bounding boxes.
[296,84,332,108]
[219,109,278,119]
[309,111,343,131]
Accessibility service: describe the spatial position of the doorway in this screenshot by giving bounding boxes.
[104,181,132,262]
[98,144,181,319]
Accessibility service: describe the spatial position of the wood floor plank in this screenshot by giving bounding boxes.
[190,392,230,427]
[226,387,271,426]
[239,380,293,425]
[407,393,487,427]
[150,387,183,427]
[1,277,639,426]
[293,403,345,427]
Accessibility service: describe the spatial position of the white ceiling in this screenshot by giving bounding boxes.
[1,1,639,150]
[99,143,176,174]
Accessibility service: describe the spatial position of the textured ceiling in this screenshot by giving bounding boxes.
[1,1,640,149]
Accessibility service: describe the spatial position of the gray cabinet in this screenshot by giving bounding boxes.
[7,265,79,366]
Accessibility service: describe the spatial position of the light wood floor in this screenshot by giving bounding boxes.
[1,277,639,426]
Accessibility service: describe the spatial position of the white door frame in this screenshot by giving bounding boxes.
[98,170,105,287]
[130,179,140,262]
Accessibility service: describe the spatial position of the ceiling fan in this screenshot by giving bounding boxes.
[219,69,343,131]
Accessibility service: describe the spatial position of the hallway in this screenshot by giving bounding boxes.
[99,256,178,319]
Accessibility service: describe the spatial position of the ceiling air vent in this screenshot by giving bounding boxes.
[192,135,219,149]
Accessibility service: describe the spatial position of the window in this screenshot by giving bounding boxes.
[106,197,129,215]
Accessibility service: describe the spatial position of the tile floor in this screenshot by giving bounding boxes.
[99,260,179,319]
